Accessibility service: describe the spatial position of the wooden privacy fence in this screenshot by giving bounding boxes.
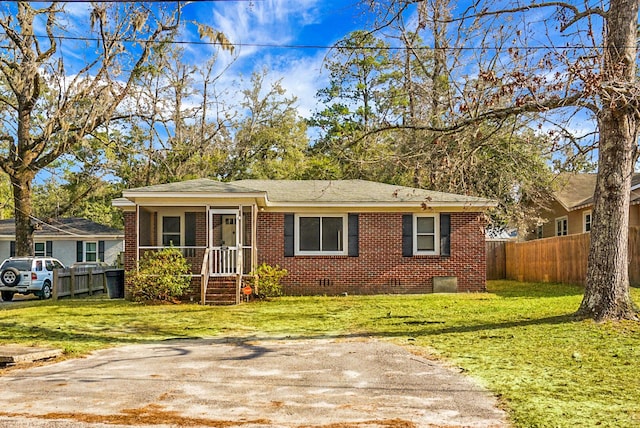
[486,240,507,280]
[52,268,124,299]
[505,234,590,284]
[487,226,640,285]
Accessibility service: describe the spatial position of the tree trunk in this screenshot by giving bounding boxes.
[577,0,639,321]
[578,113,638,320]
[11,172,35,257]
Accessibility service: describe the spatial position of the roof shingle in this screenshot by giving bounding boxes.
[0,217,123,238]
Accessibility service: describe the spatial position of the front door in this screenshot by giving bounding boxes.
[209,210,241,275]
[221,215,237,247]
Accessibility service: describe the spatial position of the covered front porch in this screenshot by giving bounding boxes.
[134,204,259,305]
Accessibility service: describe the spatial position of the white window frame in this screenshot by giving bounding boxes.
[294,214,347,256]
[555,216,568,236]
[84,241,98,262]
[583,210,592,233]
[34,242,46,257]
[414,214,440,256]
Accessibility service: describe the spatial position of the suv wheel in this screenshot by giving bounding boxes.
[0,267,21,286]
[40,281,52,300]
[1,290,14,301]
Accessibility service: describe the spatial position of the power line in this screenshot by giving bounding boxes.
[0,31,607,52]
[0,1,257,2]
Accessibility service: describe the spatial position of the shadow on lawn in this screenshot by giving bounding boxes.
[487,281,585,298]
[164,313,580,351]
[395,313,578,337]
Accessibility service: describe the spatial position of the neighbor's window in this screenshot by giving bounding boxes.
[583,211,592,233]
[414,215,440,255]
[162,216,181,246]
[535,225,544,239]
[34,242,46,257]
[555,216,568,236]
[85,242,98,262]
[296,215,346,255]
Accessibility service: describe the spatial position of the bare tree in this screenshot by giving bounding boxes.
[0,2,180,255]
[110,45,234,188]
[366,0,638,320]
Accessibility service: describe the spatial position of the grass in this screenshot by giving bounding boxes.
[1,280,639,427]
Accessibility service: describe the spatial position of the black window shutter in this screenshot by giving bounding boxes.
[184,212,196,246]
[76,241,83,262]
[348,214,359,257]
[402,215,413,257]
[45,240,53,257]
[98,241,105,262]
[440,214,451,257]
[9,241,15,257]
[284,214,294,257]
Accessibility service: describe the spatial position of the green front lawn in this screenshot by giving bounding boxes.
[1,281,639,427]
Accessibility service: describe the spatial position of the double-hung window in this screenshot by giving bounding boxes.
[85,242,98,262]
[414,215,440,255]
[162,216,181,246]
[76,240,105,263]
[556,216,568,236]
[295,214,346,255]
[34,242,46,257]
[583,211,592,233]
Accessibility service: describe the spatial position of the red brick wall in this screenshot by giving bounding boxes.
[256,212,486,295]
[195,212,207,247]
[124,211,137,272]
[123,211,137,300]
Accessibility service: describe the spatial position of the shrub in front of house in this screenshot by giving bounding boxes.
[251,263,287,297]
[126,248,191,303]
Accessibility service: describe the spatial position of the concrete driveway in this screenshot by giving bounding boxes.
[0,338,508,427]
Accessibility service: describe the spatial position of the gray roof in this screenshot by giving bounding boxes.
[125,178,257,194]
[235,179,492,204]
[123,178,495,206]
[554,173,640,209]
[553,174,598,209]
[0,217,123,238]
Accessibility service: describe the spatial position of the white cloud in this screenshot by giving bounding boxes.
[186,0,331,119]
[269,53,328,119]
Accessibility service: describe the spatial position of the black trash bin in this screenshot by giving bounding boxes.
[105,269,125,299]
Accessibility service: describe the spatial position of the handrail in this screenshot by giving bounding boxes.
[200,248,210,305]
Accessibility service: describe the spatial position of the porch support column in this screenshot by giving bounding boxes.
[236,205,243,305]
[136,204,140,268]
[203,205,211,306]
[206,205,211,248]
[252,204,258,291]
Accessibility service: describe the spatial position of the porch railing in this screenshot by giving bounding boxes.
[139,245,254,276]
[139,246,207,273]
[211,246,238,275]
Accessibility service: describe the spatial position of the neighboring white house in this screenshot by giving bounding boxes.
[0,217,124,267]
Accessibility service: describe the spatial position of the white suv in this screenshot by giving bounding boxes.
[0,257,65,301]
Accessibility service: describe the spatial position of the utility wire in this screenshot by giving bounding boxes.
[0,30,607,51]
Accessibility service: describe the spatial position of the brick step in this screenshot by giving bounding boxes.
[204,277,243,305]
[205,294,237,305]
[206,287,236,294]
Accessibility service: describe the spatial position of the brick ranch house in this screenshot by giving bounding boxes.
[114,179,496,304]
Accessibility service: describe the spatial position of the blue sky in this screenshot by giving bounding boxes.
[34,0,371,120]
[181,0,371,118]
[23,0,374,184]
[20,0,604,183]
